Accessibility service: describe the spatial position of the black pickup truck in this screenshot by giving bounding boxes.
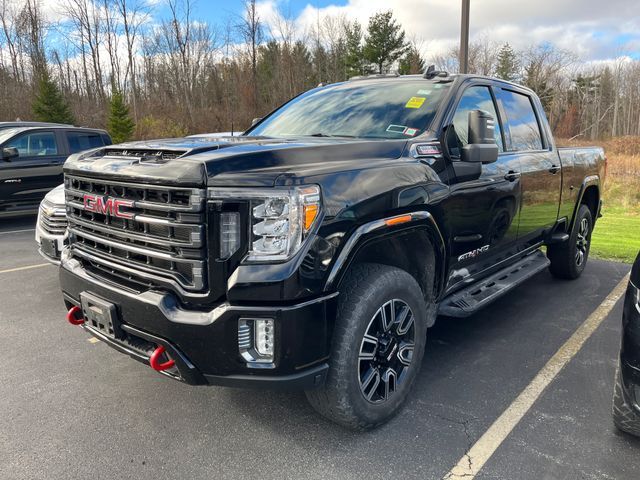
[59,71,605,429]
[0,125,111,217]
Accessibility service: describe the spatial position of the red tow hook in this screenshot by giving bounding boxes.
[66,306,85,325]
[149,345,175,371]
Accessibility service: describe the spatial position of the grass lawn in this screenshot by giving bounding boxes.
[591,205,640,263]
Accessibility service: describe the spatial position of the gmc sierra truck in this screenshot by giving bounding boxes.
[59,70,605,429]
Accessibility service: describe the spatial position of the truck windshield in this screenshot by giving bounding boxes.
[248,79,451,140]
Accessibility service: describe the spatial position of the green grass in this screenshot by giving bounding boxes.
[591,206,640,263]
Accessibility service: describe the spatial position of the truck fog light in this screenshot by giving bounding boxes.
[238,318,275,366]
[254,318,274,357]
[220,212,240,259]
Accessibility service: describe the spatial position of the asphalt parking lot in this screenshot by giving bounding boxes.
[1,216,638,480]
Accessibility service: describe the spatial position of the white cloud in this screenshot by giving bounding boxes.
[256,0,640,62]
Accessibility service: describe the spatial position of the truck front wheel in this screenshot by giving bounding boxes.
[306,263,429,430]
[548,204,593,280]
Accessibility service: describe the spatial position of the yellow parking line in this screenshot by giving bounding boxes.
[88,337,100,344]
[0,263,50,274]
[443,273,630,480]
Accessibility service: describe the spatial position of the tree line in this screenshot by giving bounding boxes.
[1,0,639,142]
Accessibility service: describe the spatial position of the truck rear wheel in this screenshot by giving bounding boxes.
[306,263,429,430]
[548,204,593,280]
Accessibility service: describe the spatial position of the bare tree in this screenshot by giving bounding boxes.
[237,0,262,110]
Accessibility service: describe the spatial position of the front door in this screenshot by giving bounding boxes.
[442,83,522,293]
[0,130,65,211]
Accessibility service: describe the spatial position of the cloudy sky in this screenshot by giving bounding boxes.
[39,0,639,62]
[196,0,640,61]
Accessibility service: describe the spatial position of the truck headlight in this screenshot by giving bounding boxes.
[208,186,321,262]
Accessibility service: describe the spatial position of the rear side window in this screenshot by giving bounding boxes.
[6,131,58,157]
[67,131,105,153]
[496,90,543,151]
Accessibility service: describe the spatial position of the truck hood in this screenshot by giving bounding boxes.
[63,135,408,187]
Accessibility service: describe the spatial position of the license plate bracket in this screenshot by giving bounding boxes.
[80,292,123,340]
[40,238,58,258]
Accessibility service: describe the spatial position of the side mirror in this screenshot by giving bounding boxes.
[461,110,499,164]
[1,147,19,162]
[251,117,263,127]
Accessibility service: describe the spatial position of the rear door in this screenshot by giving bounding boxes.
[65,130,107,155]
[0,130,66,210]
[494,88,561,245]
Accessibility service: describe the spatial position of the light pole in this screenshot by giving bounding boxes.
[460,0,470,73]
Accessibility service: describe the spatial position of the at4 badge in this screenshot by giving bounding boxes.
[458,245,490,262]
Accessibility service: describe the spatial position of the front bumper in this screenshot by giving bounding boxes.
[620,279,640,411]
[60,257,335,389]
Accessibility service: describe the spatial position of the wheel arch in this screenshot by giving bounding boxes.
[571,176,600,230]
[325,214,447,325]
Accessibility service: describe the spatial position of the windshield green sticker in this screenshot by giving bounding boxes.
[405,97,426,109]
[387,125,419,136]
[417,89,431,95]
[386,124,407,134]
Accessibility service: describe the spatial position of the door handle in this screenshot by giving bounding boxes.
[504,171,521,182]
[549,165,560,174]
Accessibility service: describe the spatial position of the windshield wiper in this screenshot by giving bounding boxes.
[307,133,357,138]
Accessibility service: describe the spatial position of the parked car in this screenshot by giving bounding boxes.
[0,126,111,218]
[35,184,66,264]
[188,132,237,138]
[59,70,605,429]
[612,252,640,437]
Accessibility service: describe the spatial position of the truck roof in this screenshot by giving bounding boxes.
[0,125,109,137]
[346,72,535,95]
[0,121,73,128]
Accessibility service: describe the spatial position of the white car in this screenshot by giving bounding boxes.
[187,131,236,138]
[35,184,67,264]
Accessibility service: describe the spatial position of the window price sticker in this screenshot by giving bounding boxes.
[405,97,426,109]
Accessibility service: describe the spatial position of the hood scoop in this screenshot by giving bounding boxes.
[103,148,188,163]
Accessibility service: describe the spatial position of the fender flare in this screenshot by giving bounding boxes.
[324,211,448,298]
[570,175,600,230]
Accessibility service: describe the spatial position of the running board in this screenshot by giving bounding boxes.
[438,250,550,318]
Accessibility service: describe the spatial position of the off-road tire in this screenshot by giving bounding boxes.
[548,204,593,280]
[612,360,640,437]
[305,263,429,430]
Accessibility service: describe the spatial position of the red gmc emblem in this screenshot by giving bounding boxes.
[83,194,134,219]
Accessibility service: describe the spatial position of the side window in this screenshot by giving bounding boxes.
[6,131,58,158]
[101,133,113,146]
[496,89,543,151]
[67,131,105,154]
[451,85,504,156]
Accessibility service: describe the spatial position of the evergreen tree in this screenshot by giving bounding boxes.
[32,71,75,124]
[107,91,135,143]
[495,43,519,82]
[344,20,368,77]
[398,44,425,75]
[363,11,408,74]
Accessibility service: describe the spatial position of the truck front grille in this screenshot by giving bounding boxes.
[65,175,207,292]
[39,200,67,235]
